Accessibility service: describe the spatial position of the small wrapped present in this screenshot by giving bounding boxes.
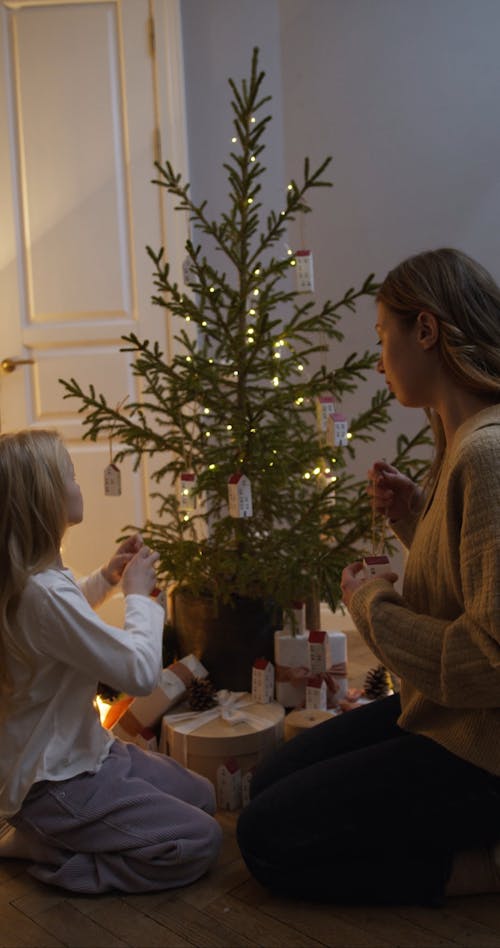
[275,629,347,709]
[111,653,208,743]
[160,691,284,799]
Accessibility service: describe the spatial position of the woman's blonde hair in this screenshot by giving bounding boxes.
[376,247,500,484]
[0,429,69,697]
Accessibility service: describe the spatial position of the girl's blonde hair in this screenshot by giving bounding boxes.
[376,247,500,485]
[0,429,69,697]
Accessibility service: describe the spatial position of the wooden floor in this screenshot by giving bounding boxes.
[2,623,500,948]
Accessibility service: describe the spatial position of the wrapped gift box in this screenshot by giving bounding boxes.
[160,692,284,804]
[274,630,347,708]
[111,653,208,742]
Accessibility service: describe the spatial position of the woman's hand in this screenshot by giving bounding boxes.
[367,460,423,523]
[121,545,160,597]
[101,534,144,586]
[341,560,398,610]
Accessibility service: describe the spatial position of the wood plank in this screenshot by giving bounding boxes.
[448,895,500,933]
[395,904,500,947]
[67,896,194,947]
[331,904,457,946]
[244,896,395,948]
[148,895,258,946]
[0,902,65,947]
[204,894,326,947]
[28,903,129,948]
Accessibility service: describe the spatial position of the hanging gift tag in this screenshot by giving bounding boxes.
[179,472,197,510]
[363,554,391,579]
[295,249,314,292]
[228,473,253,518]
[315,395,336,433]
[327,412,349,447]
[104,463,121,496]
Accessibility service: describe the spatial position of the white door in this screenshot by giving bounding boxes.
[0,0,188,622]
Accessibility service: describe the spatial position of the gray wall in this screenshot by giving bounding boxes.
[180,0,500,514]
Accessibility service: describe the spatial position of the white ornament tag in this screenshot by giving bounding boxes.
[228,473,253,518]
[295,249,314,292]
[104,463,121,496]
[327,412,349,447]
[179,472,197,510]
[252,658,275,704]
[363,554,391,579]
[316,395,336,433]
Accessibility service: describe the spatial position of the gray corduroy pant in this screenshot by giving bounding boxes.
[10,740,222,894]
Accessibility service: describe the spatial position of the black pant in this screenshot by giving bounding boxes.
[237,695,500,905]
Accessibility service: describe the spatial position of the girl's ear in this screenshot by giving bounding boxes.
[416,311,439,350]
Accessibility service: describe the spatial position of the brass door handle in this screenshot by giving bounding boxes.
[1,358,35,374]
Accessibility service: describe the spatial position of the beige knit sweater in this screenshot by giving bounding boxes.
[349,404,500,775]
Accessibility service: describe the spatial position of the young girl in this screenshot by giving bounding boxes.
[237,248,500,905]
[0,428,221,893]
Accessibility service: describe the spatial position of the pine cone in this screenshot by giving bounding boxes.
[363,664,393,700]
[187,676,217,711]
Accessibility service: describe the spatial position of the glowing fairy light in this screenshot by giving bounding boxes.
[297,364,304,372]
[247,327,254,335]
[186,356,192,362]
[249,308,256,316]
[250,156,256,163]
[313,467,321,476]
[272,376,279,387]
[231,136,238,143]
[273,351,281,359]
[287,248,293,256]
[203,407,210,415]
[202,320,207,327]
[226,424,233,431]
[295,397,304,405]
[185,315,191,321]
[209,463,216,470]
[347,431,353,440]
[303,472,311,480]
[253,288,259,297]
[290,259,296,267]
[254,268,261,276]
[250,116,256,123]
[247,198,254,205]
[209,286,215,293]
[287,184,293,191]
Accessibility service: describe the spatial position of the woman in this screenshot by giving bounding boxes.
[237,248,500,905]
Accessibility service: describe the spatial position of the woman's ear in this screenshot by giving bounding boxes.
[416,311,439,350]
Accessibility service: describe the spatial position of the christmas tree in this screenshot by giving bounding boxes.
[60,48,429,620]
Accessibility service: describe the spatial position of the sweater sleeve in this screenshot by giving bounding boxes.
[28,577,164,696]
[77,569,114,608]
[349,435,500,708]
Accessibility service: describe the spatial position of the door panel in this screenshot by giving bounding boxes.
[0,0,186,622]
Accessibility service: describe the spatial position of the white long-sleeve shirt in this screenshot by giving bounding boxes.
[0,567,164,817]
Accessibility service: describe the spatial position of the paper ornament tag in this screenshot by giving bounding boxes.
[295,249,314,293]
[228,473,253,518]
[308,630,330,675]
[217,758,242,810]
[305,676,328,711]
[104,463,121,496]
[316,395,336,433]
[327,412,349,447]
[363,555,391,579]
[252,658,275,703]
[179,472,197,510]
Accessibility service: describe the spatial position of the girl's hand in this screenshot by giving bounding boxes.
[121,545,160,597]
[101,534,144,586]
[341,561,398,610]
[367,460,423,523]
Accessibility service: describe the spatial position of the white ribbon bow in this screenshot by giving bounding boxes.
[162,690,272,765]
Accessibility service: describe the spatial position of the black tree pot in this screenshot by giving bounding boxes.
[171,588,281,692]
